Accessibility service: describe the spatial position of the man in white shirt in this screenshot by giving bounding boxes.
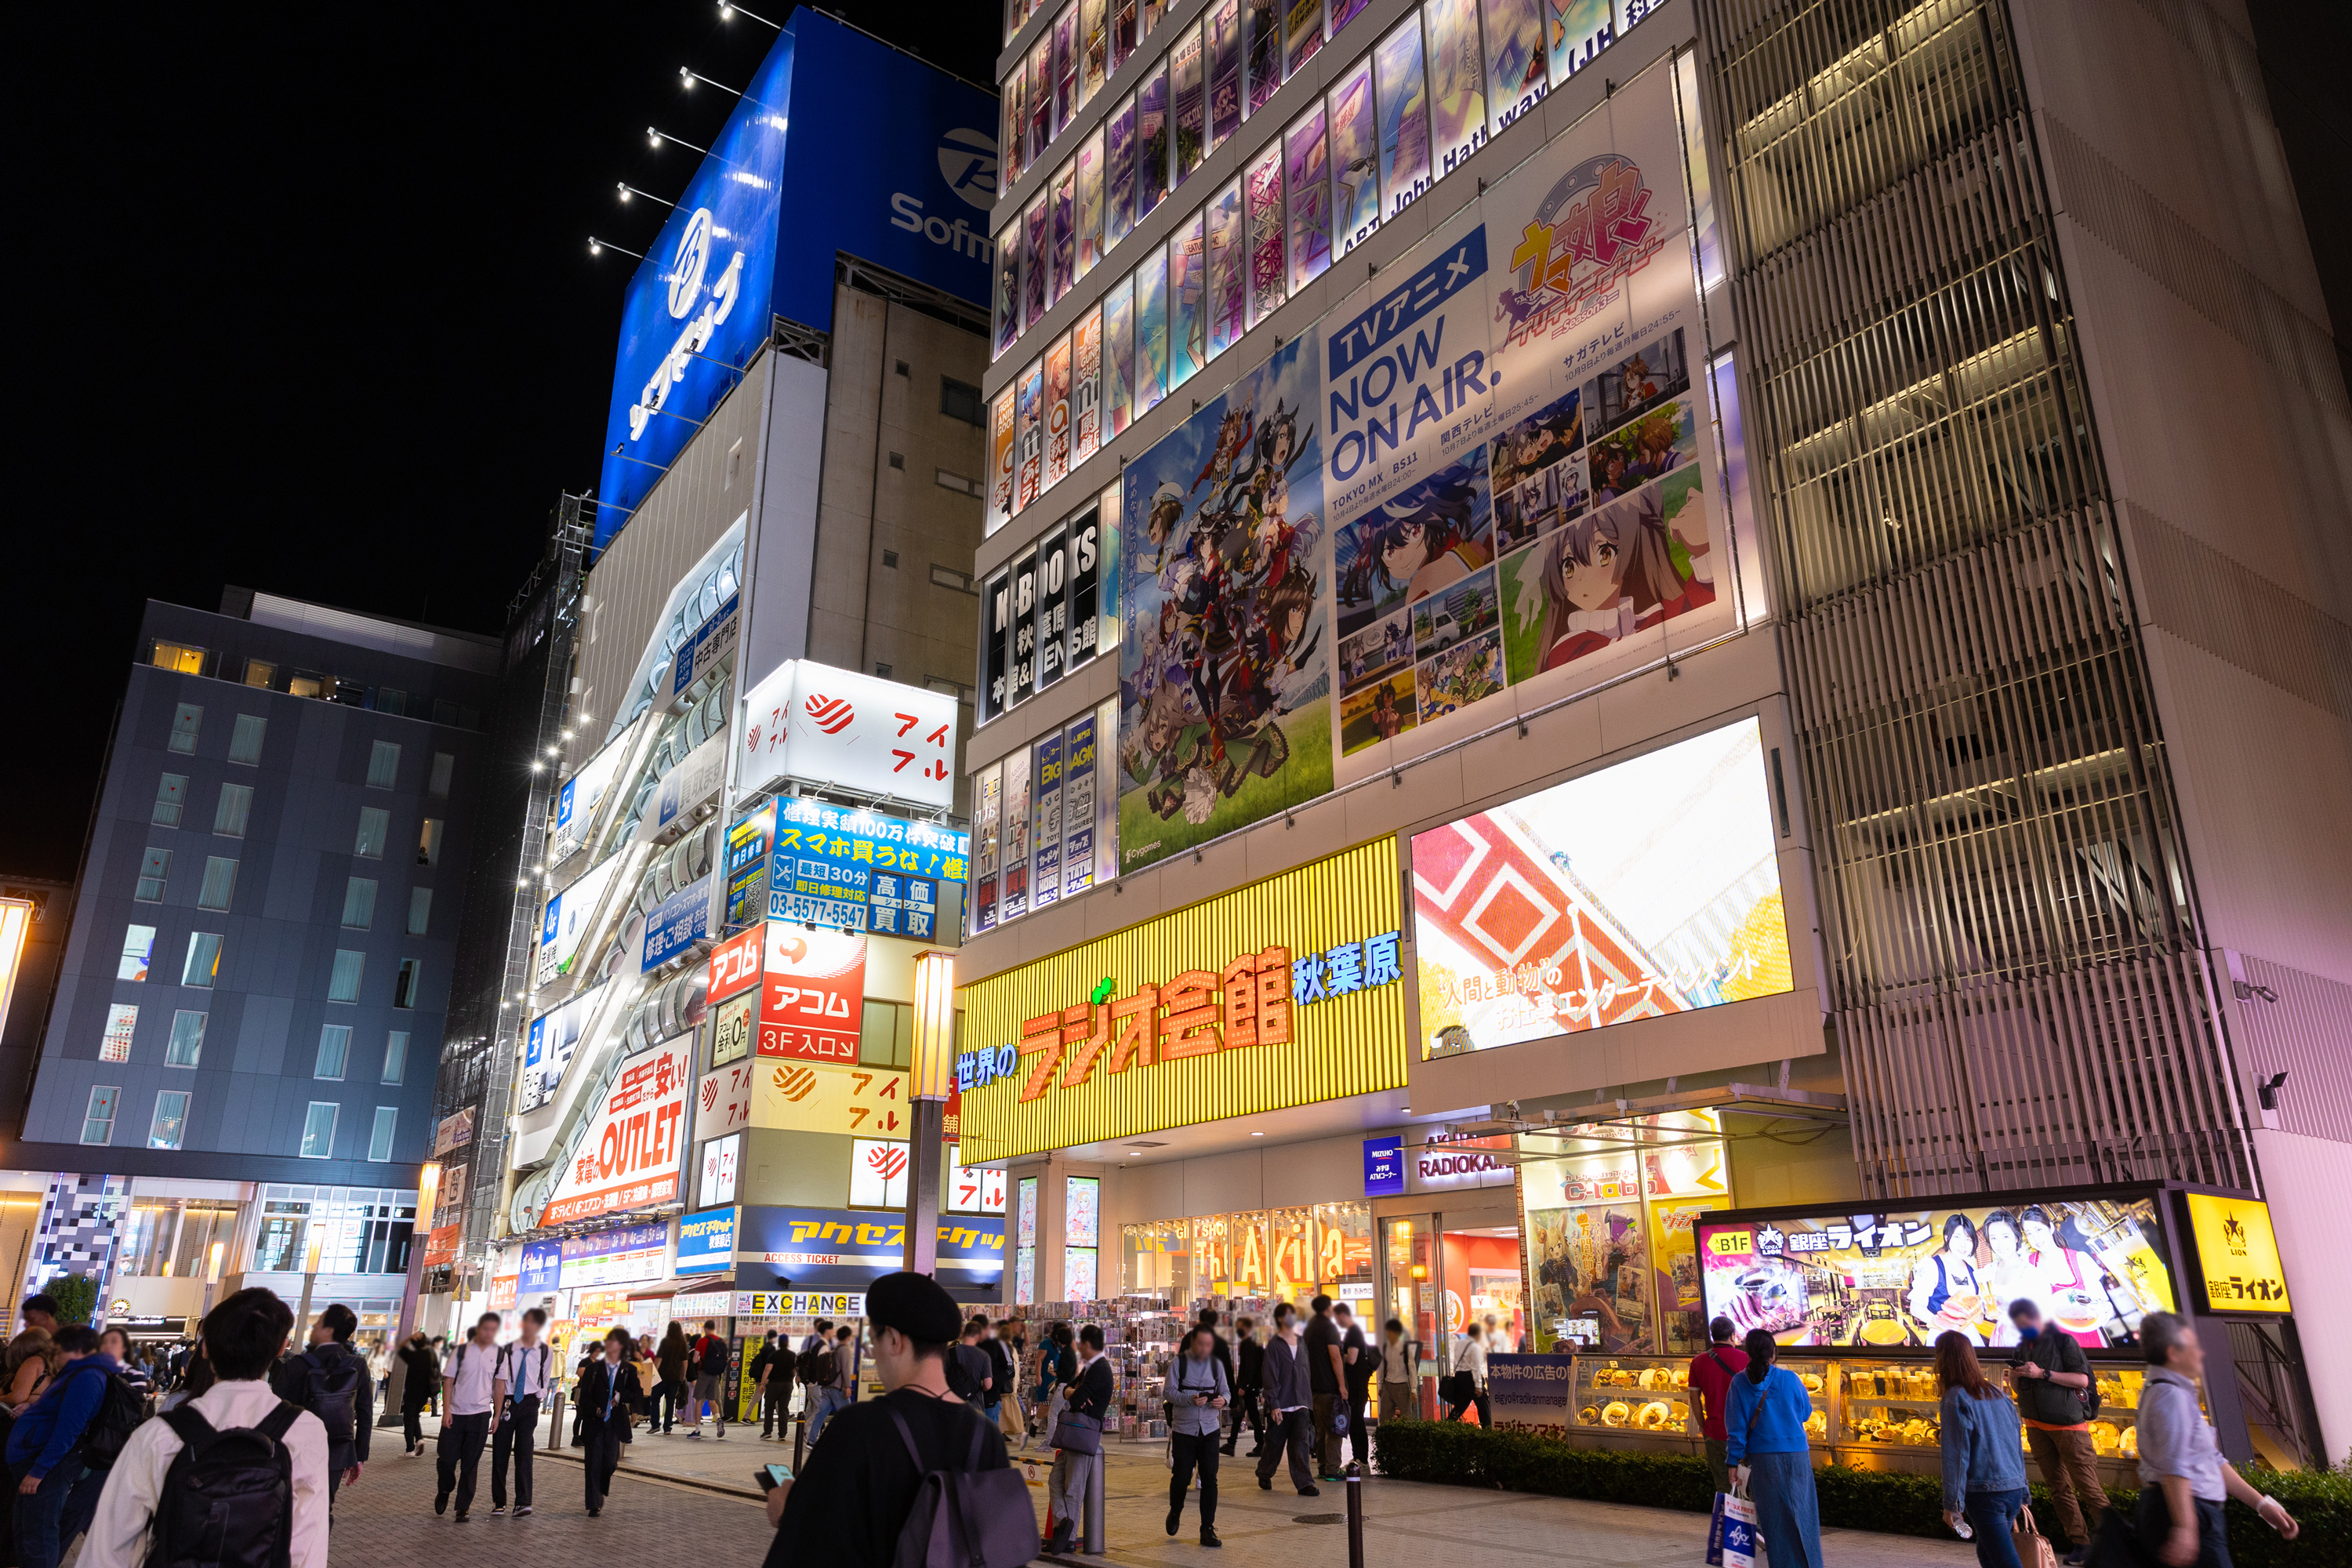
[490,1308,552,1517]
[80,1288,329,1568]
[436,1312,504,1522]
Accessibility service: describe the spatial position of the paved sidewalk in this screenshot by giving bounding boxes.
[409,1409,1977,1567]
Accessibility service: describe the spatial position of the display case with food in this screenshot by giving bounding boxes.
[1566,1355,1829,1449]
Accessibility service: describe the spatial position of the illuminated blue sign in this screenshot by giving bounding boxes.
[677,1207,739,1273]
[518,1240,561,1295]
[596,15,1000,551]
[1363,1137,1406,1198]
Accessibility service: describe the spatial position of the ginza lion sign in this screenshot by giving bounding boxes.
[956,840,1407,1159]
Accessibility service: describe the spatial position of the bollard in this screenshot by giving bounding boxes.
[793,1410,808,1474]
[1082,1450,1106,1555]
[546,1391,565,1451]
[1345,1461,1364,1568]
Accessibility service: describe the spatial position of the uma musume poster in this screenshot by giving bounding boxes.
[1118,328,1333,871]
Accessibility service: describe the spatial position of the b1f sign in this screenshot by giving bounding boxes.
[740,659,957,809]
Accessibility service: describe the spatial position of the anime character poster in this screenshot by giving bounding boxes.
[1137,58,1171,219]
[988,387,1018,532]
[1171,26,1206,182]
[1076,129,1105,278]
[1105,277,1137,436]
[1287,0,1330,76]
[1022,197,1050,329]
[1051,165,1077,305]
[1375,17,1432,217]
[1044,335,1073,488]
[1424,0,1486,179]
[1208,0,1243,151]
[1329,58,1381,257]
[1014,360,1045,510]
[1134,249,1170,415]
[1206,180,1247,358]
[1073,309,1104,463]
[993,221,1021,359]
[1118,328,1333,871]
[1107,94,1138,241]
[1546,0,1614,84]
[1247,0,1283,114]
[1485,0,1548,132]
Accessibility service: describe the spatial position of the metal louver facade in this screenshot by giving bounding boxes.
[1695,0,2252,1196]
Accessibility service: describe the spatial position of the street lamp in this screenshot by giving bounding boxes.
[905,952,956,1274]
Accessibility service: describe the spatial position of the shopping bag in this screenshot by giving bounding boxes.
[1706,1490,1759,1568]
[2016,1505,2060,1568]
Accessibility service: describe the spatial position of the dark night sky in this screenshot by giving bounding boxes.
[3,2,2343,884]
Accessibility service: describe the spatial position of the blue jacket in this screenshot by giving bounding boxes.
[1940,1385,2029,1510]
[5,1354,118,1479]
[1723,1366,1812,1463]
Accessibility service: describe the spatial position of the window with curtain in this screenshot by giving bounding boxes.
[382,1031,408,1085]
[182,932,222,988]
[299,1102,338,1160]
[135,848,171,902]
[366,741,401,789]
[152,641,205,674]
[368,1108,397,1163]
[197,857,238,911]
[354,807,389,858]
[152,775,187,827]
[100,1004,138,1063]
[149,1091,190,1150]
[214,783,252,837]
[228,715,267,765]
[169,704,202,754]
[314,1025,350,1080]
[428,753,455,797]
[342,878,377,929]
[165,1011,206,1067]
[416,818,443,866]
[328,949,365,1003]
[118,925,156,982]
[393,959,421,1010]
[243,659,275,688]
[406,887,431,936]
[82,1087,120,1145]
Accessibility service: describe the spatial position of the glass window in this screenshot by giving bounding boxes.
[153,642,205,674]
[118,925,156,982]
[1171,23,1205,184]
[341,877,376,929]
[135,848,171,902]
[366,741,401,789]
[416,819,443,866]
[243,659,275,688]
[1135,54,1169,219]
[368,1107,397,1163]
[228,714,267,766]
[252,1208,307,1270]
[169,703,202,754]
[328,949,365,1003]
[149,1091,190,1151]
[858,1000,910,1067]
[376,688,406,717]
[152,775,187,828]
[182,932,222,989]
[214,783,252,837]
[393,959,421,1010]
[100,1004,138,1063]
[299,1102,339,1160]
[405,887,431,937]
[314,1025,350,1080]
[289,673,325,699]
[165,1010,206,1067]
[1106,93,1136,245]
[197,857,238,911]
[1208,0,1241,151]
[1169,207,1206,388]
[354,807,389,858]
[428,753,455,797]
[1206,178,1245,358]
[382,1031,408,1086]
[82,1087,120,1145]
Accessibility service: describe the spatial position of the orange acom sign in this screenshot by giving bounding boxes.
[956,841,1406,1160]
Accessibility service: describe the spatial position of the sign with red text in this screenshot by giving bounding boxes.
[850,1138,911,1207]
[757,924,867,1062]
[695,1059,757,1144]
[753,1060,909,1138]
[707,925,765,1003]
[539,1036,695,1226]
[946,1144,1007,1214]
[739,659,958,809]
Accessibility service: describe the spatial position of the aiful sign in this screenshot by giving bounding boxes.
[955,841,1409,1160]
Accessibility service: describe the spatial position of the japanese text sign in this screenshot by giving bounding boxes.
[739,659,959,809]
[2184,1192,2291,1315]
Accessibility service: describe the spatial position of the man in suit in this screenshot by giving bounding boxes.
[575,1327,644,1517]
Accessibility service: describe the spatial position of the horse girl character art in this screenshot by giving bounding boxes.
[1361,465,1493,616]
[1511,481,1715,673]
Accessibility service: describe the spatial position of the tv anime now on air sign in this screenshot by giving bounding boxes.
[597,15,999,550]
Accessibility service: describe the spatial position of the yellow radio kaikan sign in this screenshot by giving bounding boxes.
[2184,1192,2291,1314]
[956,840,1406,1160]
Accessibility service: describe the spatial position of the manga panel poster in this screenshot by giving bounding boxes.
[1118,328,1333,872]
[1107,95,1138,241]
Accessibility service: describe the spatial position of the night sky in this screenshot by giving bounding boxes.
[4,2,2343,884]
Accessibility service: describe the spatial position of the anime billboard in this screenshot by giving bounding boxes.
[1118,329,1332,871]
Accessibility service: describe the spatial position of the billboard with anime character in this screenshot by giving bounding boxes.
[1118,331,1332,871]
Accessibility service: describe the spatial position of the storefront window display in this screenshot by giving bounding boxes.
[1015,1176,1040,1305]
[1122,1218,1191,1294]
[1171,1202,1370,1306]
[1065,1175,1102,1300]
[1519,1111,1729,1356]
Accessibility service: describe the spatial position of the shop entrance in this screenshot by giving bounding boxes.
[1379,1215,1523,1421]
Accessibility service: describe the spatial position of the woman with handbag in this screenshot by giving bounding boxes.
[1936,1330,2037,1567]
[1046,1324,1112,1555]
[1165,1327,1229,1548]
[1726,1329,1824,1568]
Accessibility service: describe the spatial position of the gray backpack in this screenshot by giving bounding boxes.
[887,1406,1036,1568]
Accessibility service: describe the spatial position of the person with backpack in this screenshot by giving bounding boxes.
[760,1272,1025,1568]
[435,1312,504,1522]
[489,1308,553,1517]
[2005,1298,2107,1564]
[945,1318,994,1412]
[746,1333,779,1435]
[269,1305,370,1512]
[575,1327,644,1518]
[77,1287,329,1568]
[794,1326,841,1444]
[9,1323,140,1568]
[757,1333,794,1441]
[684,1321,729,1438]
[397,1332,437,1457]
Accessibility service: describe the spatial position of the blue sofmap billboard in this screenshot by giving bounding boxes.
[597,14,999,550]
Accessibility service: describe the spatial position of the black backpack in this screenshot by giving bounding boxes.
[150,1403,302,1568]
[78,1368,150,1469]
[942,1345,985,1403]
[295,1348,361,1447]
[797,1345,837,1385]
[699,1338,730,1378]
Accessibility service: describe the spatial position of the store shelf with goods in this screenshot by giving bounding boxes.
[1824,1355,2151,1487]
[1568,1354,1831,1449]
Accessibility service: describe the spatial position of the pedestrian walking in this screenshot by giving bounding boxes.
[78,1288,328,1568]
[2005,1298,2107,1563]
[1936,1330,2034,1568]
[759,1273,1019,1568]
[810,1324,858,1444]
[576,1327,644,1518]
[746,1333,782,1439]
[435,1312,503,1522]
[1253,1303,1317,1497]
[946,1318,996,1414]
[6,1324,121,1568]
[1047,1324,1113,1555]
[757,1331,794,1439]
[1726,1329,1824,1568]
[654,1323,689,1434]
[1166,1325,1229,1548]
[397,1330,437,1456]
[270,1302,371,1512]
[2133,1312,2299,1567]
[1229,1317,1265,1456]
[1301,1295,1345,1479]
[1333,1305,1374,1470]
[684,1320,729,1438]
[982,1320,1021,1445]
[1448,1320,1491,1426]
[490,1307,554,1516]
[1376,1319,1414,1430]
[1686,1315,1750,1495]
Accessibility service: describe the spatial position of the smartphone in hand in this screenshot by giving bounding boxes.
[754,1463,793,1491]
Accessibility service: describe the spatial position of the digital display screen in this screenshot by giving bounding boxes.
[1695,1196,2179,1352]
[1409,717,1792,1056]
